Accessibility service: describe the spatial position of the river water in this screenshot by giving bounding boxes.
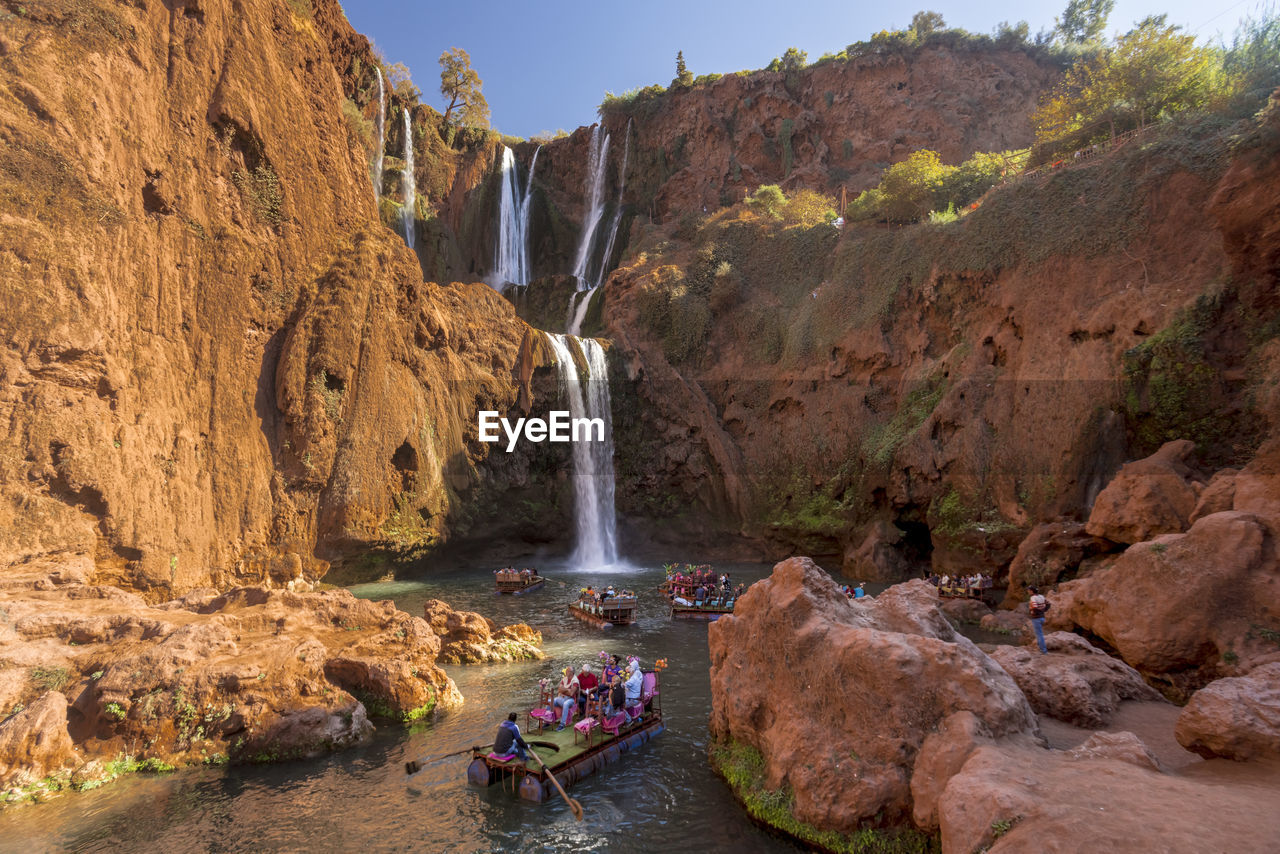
[2,560,814,853]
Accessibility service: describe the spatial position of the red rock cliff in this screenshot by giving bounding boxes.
[0,0,534,596]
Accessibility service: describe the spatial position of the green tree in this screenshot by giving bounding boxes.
[768,47,808,73]
[439,47,490,128]
[1034,16,1221,152]
[674,50,693,87]
[1055,0,1114,44]
[879,149,954,222]
[911,11,946,40]
[746,185,787,219]
[385,62,420,104]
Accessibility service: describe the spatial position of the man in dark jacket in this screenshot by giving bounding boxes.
[493,712,529,761]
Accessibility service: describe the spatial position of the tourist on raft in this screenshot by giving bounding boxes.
[493,712,529,761]
[623,658,644,721]
[602,653,623,687]
[1028,586,1050,654]
[604,670,626,719]
[576,662,599,716]
[551,666,580,731]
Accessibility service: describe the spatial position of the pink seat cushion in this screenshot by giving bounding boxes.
[574,717,597,733]
[601,713,627,734]
[529,708,554,722]
[488,752,518,762]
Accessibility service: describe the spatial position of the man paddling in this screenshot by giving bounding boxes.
[493,712,529,761]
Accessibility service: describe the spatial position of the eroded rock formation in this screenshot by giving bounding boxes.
[0,559,539,792]
[708,557,1037,829]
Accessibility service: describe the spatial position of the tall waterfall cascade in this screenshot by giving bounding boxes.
[570,126,610,288]
[401,110,415,249]
[491,145,539,291]
[567,121,631,336]
[373,67,386,201]
[545,332,618,569]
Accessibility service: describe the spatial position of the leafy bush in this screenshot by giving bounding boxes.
[746,185,786,219]
[232,164,283,226]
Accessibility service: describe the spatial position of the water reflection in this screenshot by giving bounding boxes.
[0,561,804,854]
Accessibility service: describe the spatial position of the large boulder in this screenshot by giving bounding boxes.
[1057,511,1280,675]
[708,558,1037,830]
[989,633,1161,727]
[1085,440,1201,544]
[841,520,910,582]
[938,736,1280,854]
[422,599,545,665]
[1004,521,1112,606]
[0,692,77,787]
[1175,662,1280,760]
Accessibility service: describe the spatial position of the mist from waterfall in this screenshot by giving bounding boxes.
[491,145,540,291]
[373,67,386,201]
[545,332,618,569]
[401,110,415,249]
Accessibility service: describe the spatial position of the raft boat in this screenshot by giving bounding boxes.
[468,672,663,802]
[568,596,636,627]
[494,568,545,595]
[670,600,734,621]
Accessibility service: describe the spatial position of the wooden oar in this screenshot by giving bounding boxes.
[528,744,583,821]
[405,743,489,775]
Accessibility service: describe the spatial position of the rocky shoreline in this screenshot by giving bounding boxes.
[0,556,540,805]
[709,557,1280,853]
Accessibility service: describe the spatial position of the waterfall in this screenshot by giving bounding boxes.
[491,145,540,291]
[373,67,386,201]
[519,145,540,282]
[401,109,415,249]
[592,119,632,289]
[566,289,593,337]
[545,333,617,569]
[570,125,610,288]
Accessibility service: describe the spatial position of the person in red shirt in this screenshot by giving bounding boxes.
[576,663,600,718]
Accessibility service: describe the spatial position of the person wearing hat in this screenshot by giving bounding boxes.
[552,666,580,731]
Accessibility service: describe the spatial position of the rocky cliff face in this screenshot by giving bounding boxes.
[602,103,1280,574]
[0,0,543,596]
[532,45,1059,230]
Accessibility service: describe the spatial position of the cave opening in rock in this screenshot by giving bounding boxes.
[391,441,418,491]
[892,509,934,574]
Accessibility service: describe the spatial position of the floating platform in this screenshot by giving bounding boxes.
[568,597,636,627]
[670,602,734,621]
[468,703,663,802]
[495,570,545,595]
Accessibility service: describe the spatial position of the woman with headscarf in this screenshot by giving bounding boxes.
[623,658,643,721]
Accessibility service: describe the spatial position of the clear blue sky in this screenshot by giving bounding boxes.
[340,0,1266,138]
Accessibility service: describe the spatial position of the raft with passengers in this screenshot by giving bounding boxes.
[661,563,743,620]
[494,566,545,595]
[568,585,637,627]
[466,655,666,804]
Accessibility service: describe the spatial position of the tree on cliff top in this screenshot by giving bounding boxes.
[1034,16,1220,152]
[767,47,808,73]
[911,11,946,39]
[674,51,693,88]
[1055,0,1115,45]
[439,48,490,129]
